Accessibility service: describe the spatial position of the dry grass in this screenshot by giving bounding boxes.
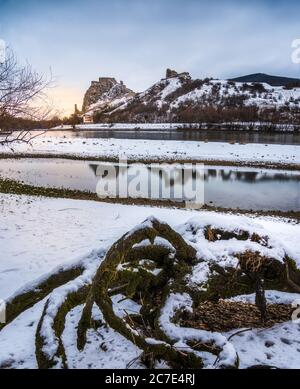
[177,300,292,332]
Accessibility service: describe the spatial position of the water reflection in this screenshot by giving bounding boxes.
[44,129,300,146]
[90,163,204,205]
[88,161,300,211]
[205,169,297,183]
[0,158,299,211]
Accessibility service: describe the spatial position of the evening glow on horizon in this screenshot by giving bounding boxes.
[1,0,300,115]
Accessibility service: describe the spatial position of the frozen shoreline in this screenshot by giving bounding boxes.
[0,135,299,167]
[52,122,300,131]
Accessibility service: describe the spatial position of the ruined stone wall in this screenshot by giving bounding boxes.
[82,77,118,111]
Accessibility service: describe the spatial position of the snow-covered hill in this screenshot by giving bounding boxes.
[83,69,300,124]
[82,77,135,119]
[85,83,134,115]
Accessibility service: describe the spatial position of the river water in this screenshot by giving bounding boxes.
[0,158,299,211]
[44,128,300,145]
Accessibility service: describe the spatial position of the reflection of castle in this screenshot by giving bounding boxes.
[205,169,295,183]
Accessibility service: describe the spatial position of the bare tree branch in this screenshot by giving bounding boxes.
[0,47,56,146]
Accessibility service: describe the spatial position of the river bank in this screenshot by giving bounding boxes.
[0,177,299,221]
[0,137,299,169]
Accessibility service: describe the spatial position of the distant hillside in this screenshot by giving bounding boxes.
[229,73,300,87]
[81,69,300,125]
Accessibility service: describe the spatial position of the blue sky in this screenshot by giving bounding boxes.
[1,0,300,114]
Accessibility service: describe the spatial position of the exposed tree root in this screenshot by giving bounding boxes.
[0,264,84,331]
[34,250,105,369]
[36,284,90,369]
[77,217,205,369]
[285,256,300,293]
[1,219,300,369]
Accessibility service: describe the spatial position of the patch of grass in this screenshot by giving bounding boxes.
[0,176,299,221]
[177,300,293,332]
[0,177,97,201]
[204,226,250,241]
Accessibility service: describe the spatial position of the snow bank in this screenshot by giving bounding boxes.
[1,194,300,369]
[1,194,299,300]
[1,136,299,166]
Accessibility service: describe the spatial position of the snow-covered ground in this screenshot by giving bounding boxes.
[1,193,300,369]
[1,194,299,300]
[1,136,299,166]
[1,193,300,300]
[0,195,189,300]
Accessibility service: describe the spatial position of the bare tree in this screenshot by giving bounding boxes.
[0,48,55,146]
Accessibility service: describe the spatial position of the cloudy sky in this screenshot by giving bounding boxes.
[1,0,300,115]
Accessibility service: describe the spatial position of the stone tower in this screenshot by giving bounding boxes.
[74,104,81,115]
[82,77,118,112]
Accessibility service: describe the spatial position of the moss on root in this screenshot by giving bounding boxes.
[285,256,300,293]
[76,218,205,368]
[2,219,300,369]
[0,265,84,331]
[35,285,90,369]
